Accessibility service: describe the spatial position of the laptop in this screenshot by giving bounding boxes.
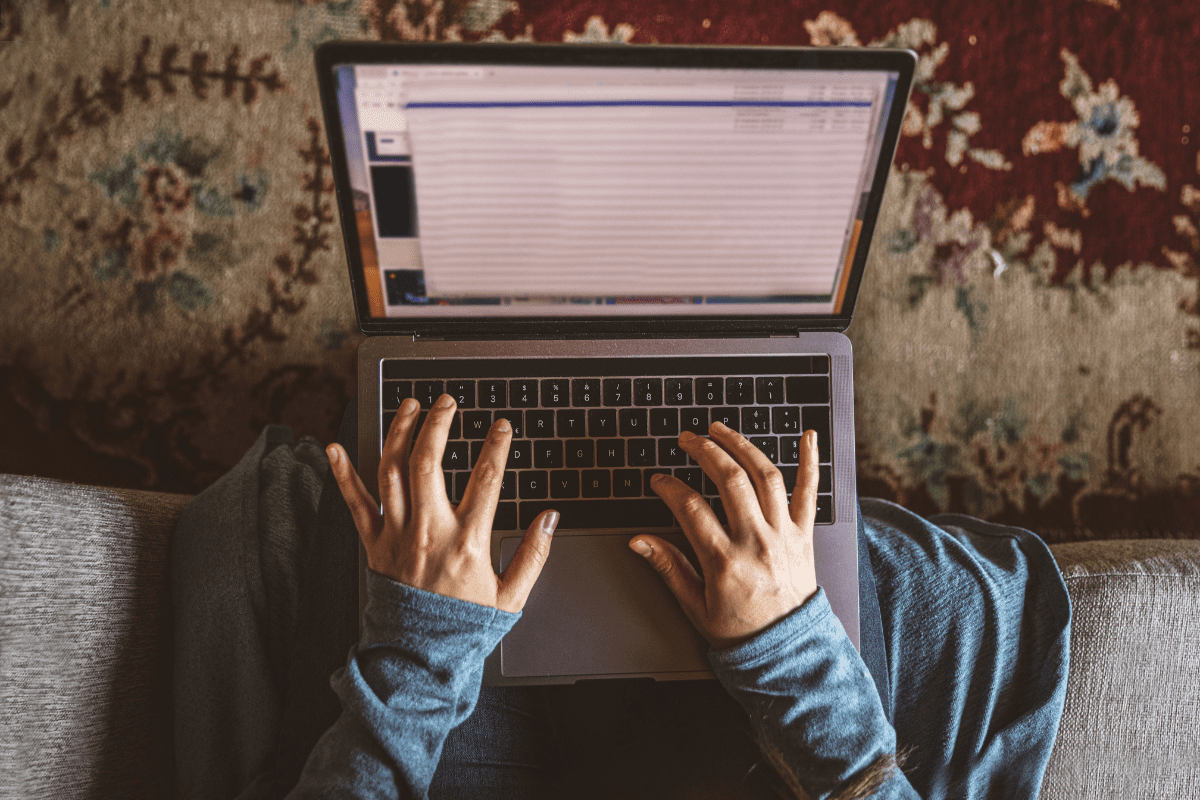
[314,41,915,685]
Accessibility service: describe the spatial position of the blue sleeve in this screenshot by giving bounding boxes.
[287,570,519,799]
[708,587,920,800]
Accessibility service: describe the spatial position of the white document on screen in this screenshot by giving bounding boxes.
[401,78,876,299]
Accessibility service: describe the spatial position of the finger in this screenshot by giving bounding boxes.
[457,418,513,535]
[497,510,559,613]
[647,472,726,564]
[676,428,767,536]
[378,397,420,522]
[327,444,383,544]
[408,393,457,514]
[706,422,790,530]
[628,534,706,631]
[788,429,820,530]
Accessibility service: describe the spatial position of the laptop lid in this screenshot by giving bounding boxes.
[315,42,915,340]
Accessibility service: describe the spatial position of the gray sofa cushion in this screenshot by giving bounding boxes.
[1041,540,1200,798]
[0,475,190,800]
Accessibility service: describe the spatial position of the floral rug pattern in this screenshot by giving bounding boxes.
[1,0,1197,542]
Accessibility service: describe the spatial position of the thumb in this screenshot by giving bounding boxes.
[629,535,706,625]
[497,510,559,613]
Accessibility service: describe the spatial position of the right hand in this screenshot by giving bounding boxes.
[632,423,821,651]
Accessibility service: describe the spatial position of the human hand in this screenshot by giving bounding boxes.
[632,424,820,650]
[326,394,558,614]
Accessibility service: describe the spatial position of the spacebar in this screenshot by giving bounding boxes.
[518,499,674,530]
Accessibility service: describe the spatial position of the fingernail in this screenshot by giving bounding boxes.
[493,418,511,433]
[630,539,651,557]
[540,510,559,535]
[678,430,695,442]
[435,394,454,408]
[649,472,664,485]
[401,398,419,415]
[327,446,340,464]
[712,421,728,433]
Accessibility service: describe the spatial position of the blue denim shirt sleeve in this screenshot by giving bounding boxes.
[708,587,921,799]
[288,569,519,799]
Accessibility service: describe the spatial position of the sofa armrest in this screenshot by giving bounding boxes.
[0,474,192,800]
[1040,539,1200,798]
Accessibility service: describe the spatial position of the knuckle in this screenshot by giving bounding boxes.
[680,494,709,518]
[758,466,785,491]
[719,464,749,490]
[471,459,504,490]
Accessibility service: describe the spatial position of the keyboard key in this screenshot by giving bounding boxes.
[581,469,611,498]
[741,407,771,435]
[613,469,642,497]
[470,441,485,467]
[382,411,396,436]
[812,355,830,374]
[565,439,595,468]
[680,407,709,435]
[479,380,507,408]
[572,379,602,407]
[541,379,570,407]
[442,441,470,470]
[819,465,832,493]
[556,409,587,438]
[603,379,632,407]
[772,406,800,434]
[694,378,723,405]
[634,378,663,406]
[658,439,687,466]
[726,377,754,404]
[382,381,413,410]
[596,439,625,467]
[628,438,657,467]
[674,467,704,493]
[494,409,523,438]
[802,406,832,462]
[711,407,739,432]
[453,471,470,503]
[703,473,719,496]
[525,409,555,438]
[414,381,444,409]
[518,498,672,529]
[448,413,462,440]
[550,470,580,499]
[510,380,539,408]
[644,468,672,494]
[618,408,648,437]
[446,381,475,408]
[665,378,693,406]
[534,440,564,469]
[494,502,518,530]
[519,470,548,499]
[507,440,532,470]
[816,494,832,523]
[755,377,784,404]
[749,436,778,464]
[462,411,492,440]
[779,465,798,492]
[786,376,830,404]
[780,436,800,464]
[711,498,729,526]
[588,408,617,437]
[500,470,516,499]
[444,471,453,499]
[649,408,679,437]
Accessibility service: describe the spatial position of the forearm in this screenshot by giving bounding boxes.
[288,571,517,799]
[709,588,919,800]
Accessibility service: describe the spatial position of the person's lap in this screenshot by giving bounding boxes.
[172,403,893,799]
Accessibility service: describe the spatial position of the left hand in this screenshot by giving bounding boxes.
[326,393,559,614]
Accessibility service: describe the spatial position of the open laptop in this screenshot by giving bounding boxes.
[314,41,915,685]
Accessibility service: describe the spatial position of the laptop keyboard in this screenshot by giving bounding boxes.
[380,356,834,530]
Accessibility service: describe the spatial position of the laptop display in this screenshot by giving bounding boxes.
[319,46,907,327]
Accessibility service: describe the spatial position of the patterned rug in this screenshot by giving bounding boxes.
[2,0,1198,543]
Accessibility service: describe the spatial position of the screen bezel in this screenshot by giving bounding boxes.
[314,41,915,338]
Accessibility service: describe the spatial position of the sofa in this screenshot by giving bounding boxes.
[1,473,1198,799]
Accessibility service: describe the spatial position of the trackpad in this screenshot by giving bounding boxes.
[499,533,710,678]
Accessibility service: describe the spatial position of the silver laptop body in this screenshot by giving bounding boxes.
[315,41,916,685]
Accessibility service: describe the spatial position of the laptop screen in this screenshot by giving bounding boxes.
[320,46,910,327]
